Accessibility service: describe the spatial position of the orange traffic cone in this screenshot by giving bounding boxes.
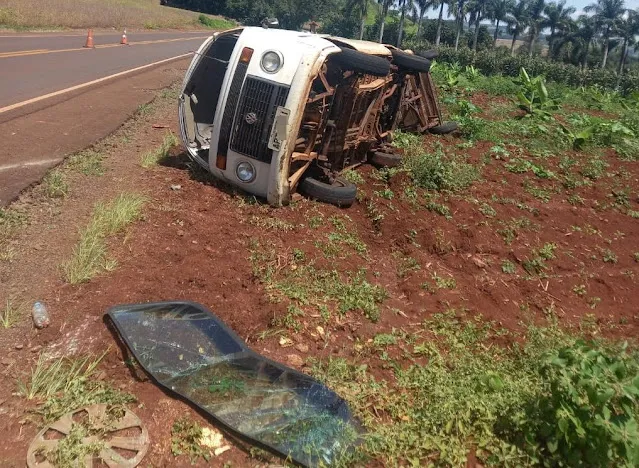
[120,28,128,45]
[84,29,95,48]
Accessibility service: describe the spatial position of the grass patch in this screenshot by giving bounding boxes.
[250,241,386,323]
[67,150,105,176]
[41,169,68,198]
[62,193,146,284]
[17,351,135,423]
[140,132,178,168]
[311,313,639,466]
[1,298,23,328]
[197,13,236,29]
[402,145,480,192]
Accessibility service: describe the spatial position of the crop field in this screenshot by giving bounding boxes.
[0,63,638,466]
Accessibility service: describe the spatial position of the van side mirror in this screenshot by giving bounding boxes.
[261,18,279,29]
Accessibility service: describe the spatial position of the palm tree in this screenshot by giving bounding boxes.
[526,0,546,56]
[433,0,447,46]
[469,0,489,50]
[347,0,370,40]
[377,0,393,42]
[576,14,598,68]
[584,0,626,68]
[505,0,529,55]
[617,9,639,73]
[488,0,515,46]
[543,0,576,58]
[413,0,433,37]
[450,0,469,50]
[397,0,416,46]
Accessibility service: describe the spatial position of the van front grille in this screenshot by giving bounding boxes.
[231,77,289,163]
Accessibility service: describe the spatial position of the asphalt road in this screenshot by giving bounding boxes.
[0,31,209,108]
[0,30,211,205]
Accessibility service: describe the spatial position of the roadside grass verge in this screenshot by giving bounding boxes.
[140,132,179,168]
[41,169,69,198]
[0,207,27,262]
[312,313,639,466]
[16,351,135,423]
[62,193,146,284]
[67,150,105,176]
[0,0,231,30]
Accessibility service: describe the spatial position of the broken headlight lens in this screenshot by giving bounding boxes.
[236,161,256,183]
[261,51,283,73]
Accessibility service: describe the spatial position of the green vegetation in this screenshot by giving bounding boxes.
[17,352,134,423]
[249,240,386,323]
[42,169,69,198]
[171,417,211,462]
[312,314,639,466]
[0,298,22,328]
[140,132,178,168]
[197,13,236,29]
[67,150,105,176]
[62,193,146,284]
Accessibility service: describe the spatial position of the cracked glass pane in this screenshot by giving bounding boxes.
[108,302,360,466]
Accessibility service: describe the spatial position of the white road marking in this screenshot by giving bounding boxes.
[0,52,191,115]
[0,158,61,172]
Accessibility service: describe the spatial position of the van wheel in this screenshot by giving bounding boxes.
[370,151,402,168]
[299,176,357,207]
[429,121,459,134]
[390,50,431,73]
[333,48,391,77]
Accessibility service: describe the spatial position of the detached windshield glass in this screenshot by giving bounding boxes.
[108,302,360,466]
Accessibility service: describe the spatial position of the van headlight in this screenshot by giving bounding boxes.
[261,51,283,73]
[236,161,256,183]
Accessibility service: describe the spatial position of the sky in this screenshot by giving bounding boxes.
[422,0,639,20]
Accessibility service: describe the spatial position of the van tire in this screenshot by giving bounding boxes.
[370,151,402,168]
[299,176,357,207]
[333,48,391,77]
[390,50,431,72]
[429,121,459,134]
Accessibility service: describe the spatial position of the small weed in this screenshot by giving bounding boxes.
[572,284,587,296]
[634,252,639,262]
[374,188,394,200]
[342,169,365,185]
[524,182,552,203]
[567,193,585,206]
[425,201,452,218]
[306,214,323,229]
[501,259,516,274]
[396,255,420,278]
[587,296,602,309]
[628,210,639,219]
[171,417,211,462]
[373,333,397,347]
[479,203,496,217]
[62,193,146,284]
[538,243,557,260]
[601,248,618,264]
[42,169,69,198]
[432,273,456,289]
[140,132,178,168]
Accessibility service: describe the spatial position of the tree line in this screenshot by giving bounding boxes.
[166,0,638,72]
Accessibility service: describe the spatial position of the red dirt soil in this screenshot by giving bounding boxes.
[0,80,637,466]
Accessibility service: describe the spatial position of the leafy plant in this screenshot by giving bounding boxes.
[502,259,516,274]
[171,417,211,462]
[559,124,594,150]
[515,68,559,119]
[519,341,639,465]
